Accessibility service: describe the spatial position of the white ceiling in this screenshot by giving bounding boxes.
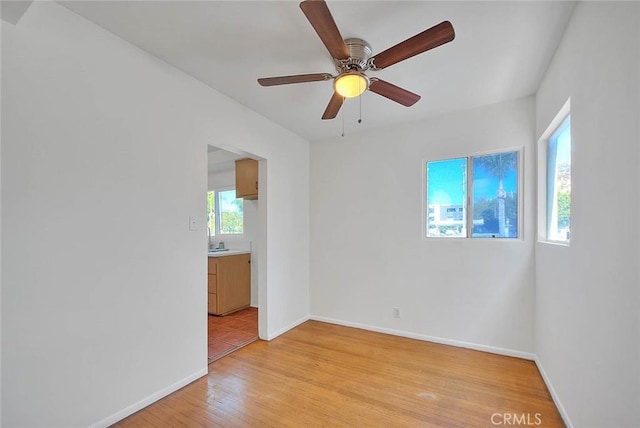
[59,1,576,142]
[207,146,246,175]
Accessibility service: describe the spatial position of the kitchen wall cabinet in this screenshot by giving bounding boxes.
[208,253,251,316]
[235,158,258,200]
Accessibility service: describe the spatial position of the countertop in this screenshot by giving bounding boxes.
[207,249,251,258]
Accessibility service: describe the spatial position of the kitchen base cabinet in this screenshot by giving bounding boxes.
[208,253,250,316]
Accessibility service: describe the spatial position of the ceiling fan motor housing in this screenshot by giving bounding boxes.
[336,38,372,72]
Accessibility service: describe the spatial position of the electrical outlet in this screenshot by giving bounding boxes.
[393,307,401,318]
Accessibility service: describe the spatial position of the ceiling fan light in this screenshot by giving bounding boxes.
[334,73,369,98]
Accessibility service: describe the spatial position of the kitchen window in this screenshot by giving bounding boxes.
[207,188,244,236]
[425,149,521,238]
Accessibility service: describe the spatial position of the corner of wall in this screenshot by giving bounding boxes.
[1,0,34,25]
[533,357,573,428]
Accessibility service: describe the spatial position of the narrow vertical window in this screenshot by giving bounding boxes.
[547,116,571,242]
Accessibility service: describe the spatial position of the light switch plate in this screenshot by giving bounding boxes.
[189,216,197,231]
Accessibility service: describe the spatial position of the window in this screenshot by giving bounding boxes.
[539,103,571,244]
[426,150,520,238]
[207,189,244,235]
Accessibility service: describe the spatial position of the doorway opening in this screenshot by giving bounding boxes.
[206,144,264,363]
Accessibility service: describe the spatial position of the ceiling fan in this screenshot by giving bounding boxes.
[257,0,455,120]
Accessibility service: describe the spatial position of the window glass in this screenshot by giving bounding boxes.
[207,191,216,236]
[426,150,520,239]
[218,189,244,234]
[426,158,467,237]
[471,151,518,238]
[547,116,571,242]
[207,189,243,235]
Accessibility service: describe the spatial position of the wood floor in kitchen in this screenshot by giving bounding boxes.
[208,307,258,363]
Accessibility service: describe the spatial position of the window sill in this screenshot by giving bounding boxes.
[537,240,569,247]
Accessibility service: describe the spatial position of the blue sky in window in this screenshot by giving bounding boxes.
[554,116,571,164]
[219,189,241,212]
[428,154,518,205]
[472,159,518,202]
[427,158,466,205]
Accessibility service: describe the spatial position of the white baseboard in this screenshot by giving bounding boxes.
[534,356,573,428]
[89,319,570,428]
[90,367,208,428]
[265,315,310,341]
[309,315,536,361]
[307,316,578,427]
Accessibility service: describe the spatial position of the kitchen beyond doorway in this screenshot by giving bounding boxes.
[208,307,258,363]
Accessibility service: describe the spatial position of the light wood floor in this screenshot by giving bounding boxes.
[114,321,564,427]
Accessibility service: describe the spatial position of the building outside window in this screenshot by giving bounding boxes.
[426,150,520,239]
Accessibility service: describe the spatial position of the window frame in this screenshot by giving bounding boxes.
[423,146,524,240]
[207,186,244,237]
[537,99,571,246]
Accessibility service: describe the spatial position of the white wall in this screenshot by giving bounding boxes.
[1,2,309,427]
[310,96,536,355]
[208,168,234,191]
[535,2,639,427]
[0,10,4,426]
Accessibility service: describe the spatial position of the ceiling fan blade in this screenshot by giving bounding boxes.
[370,21,455,70]
[369,79,421,107]
[322,92,344,120]
[300,0,350,60]
[258,73,333,87]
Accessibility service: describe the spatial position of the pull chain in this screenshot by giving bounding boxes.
[358,93,362,124]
